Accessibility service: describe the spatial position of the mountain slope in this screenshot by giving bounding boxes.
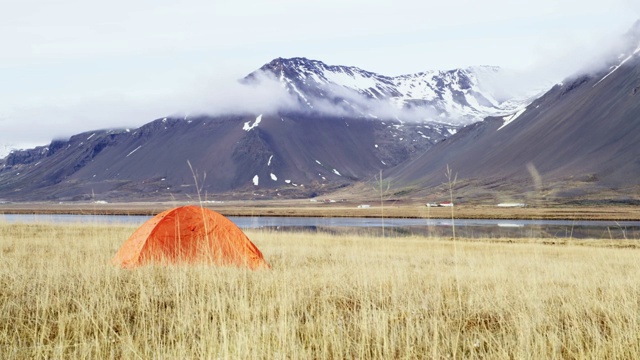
[0,113,456,201]
[389,37,640,201]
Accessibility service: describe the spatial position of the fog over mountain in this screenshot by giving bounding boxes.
[3,17,639,159]
[0,58,542,159]
[2,0,638,158]
[5,58,506,201]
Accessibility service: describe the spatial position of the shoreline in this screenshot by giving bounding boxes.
[1,201,640,221]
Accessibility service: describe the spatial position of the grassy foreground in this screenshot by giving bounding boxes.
[1,223,639,359]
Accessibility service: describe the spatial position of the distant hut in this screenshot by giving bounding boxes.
[497,203,527,208]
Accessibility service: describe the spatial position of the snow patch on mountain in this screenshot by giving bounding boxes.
[126,145,142,157]
[243,114,263,131]
[323,69,378,92]
[498,107,527,131]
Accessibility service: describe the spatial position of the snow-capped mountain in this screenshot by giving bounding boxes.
[0,57,544,202]
[246,57,531,124]
[8,55,520,201]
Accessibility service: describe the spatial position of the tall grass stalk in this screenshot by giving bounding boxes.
[527,162,543,238]
[445,165,457,241]
[445,164,463,352]
[187,160,212,245]
[1,223,640,358]
[375,170,390,237]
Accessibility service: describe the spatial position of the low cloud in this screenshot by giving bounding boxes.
[0,72,299,157]
[307,82,442,122]
[0,65,524,160]
[486,20,640,99]
[187,71,442,124]
[453,19,640,112]
[175,71,299,117]
[549,25,640,80]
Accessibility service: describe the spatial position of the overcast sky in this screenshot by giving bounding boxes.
[1,0,639,156]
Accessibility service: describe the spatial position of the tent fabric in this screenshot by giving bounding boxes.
[112,205,269,269]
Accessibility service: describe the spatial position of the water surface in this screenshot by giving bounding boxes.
[1,214,638,239]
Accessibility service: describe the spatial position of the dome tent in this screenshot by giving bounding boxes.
[112,205,269,269]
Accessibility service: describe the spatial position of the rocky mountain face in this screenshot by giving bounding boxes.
[388,24,640,202]
[0,112,458,201]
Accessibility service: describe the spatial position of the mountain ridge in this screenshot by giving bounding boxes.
[0,109,459,201]
[245,57,531,125]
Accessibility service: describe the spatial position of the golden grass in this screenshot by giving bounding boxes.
[1,222,639,359]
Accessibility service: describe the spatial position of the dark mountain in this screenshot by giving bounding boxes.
[0,112,456,201]
[389,28,640,203]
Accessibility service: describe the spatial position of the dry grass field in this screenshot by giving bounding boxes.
[1,222,639,359]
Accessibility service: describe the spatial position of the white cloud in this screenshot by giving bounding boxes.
[0,72,297,152]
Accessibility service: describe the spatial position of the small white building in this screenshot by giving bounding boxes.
[497,203,527,208]
[357,204,371,209]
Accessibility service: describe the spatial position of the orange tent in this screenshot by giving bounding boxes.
[112,205,269,269]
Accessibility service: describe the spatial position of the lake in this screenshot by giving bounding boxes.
[1,214,639,239]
